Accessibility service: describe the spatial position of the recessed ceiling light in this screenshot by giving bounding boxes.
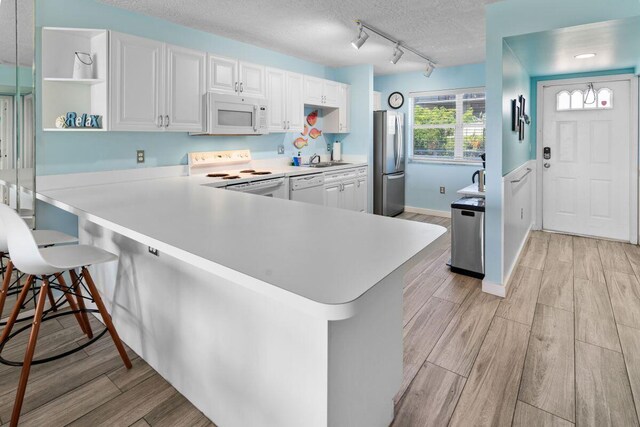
[574,53,596,59]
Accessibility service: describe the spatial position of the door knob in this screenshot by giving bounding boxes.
[544,162,551,168]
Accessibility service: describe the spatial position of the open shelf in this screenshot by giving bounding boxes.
[43,77,105,85]
[41,27,109,131]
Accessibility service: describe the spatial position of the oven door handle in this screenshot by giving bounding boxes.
[228,178,284,192]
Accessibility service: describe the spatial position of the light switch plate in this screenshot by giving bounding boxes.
[440,186,445,194]
[277,144,285,155]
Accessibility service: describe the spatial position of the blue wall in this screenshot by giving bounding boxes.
[35,0,341,176]
[374,63,485,212]
[502,41,531,175]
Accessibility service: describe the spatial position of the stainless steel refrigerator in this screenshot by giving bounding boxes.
[373,110,405,216]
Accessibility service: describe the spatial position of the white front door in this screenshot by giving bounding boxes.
[542,79,632,241]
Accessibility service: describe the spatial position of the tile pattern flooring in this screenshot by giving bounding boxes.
[394,213,640,427]
[2,213,640,426]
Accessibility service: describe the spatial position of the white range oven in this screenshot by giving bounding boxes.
[225,177,288,199]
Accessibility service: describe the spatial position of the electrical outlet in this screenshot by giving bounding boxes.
[277,144,285,155]
[439,186,445,194]
[137,150,145,163]
[327,143,332,152]
[148,247,159,256]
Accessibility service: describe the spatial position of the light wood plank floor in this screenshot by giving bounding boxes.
[3,214,640,426]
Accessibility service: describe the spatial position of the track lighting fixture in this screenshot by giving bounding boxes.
[352,20,436,75]
[423,61,435,78]
[351,24,369,50]
[390,44,404,64]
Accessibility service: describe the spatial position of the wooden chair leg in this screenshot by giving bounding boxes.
[9,276,49,427]
[46,286,57,312]
[69,269,93,339]
[0,275,35,344]
[0,260,14,320]
[82,267,131,369]
[55,273,88,335]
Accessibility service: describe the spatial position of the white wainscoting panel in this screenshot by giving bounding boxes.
[502,160,536,286]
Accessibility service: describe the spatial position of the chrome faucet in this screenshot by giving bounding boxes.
[309,153,321,165]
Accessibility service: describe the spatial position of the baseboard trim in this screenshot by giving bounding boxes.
[481,279,506,298]
[404,206,451,218]
[482,225,532,299]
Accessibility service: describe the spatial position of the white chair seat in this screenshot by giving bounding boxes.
[37,245,118,274]
[32,230,78,247]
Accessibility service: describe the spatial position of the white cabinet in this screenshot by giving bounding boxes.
[110,32,164,131]
[323,80,341,108]
[208,55,237,95]
[265,68,286,132]
[356,171,368,213]
[266,68,304,133]
[324,167,367,211]
[208,55,265,98]
[239,62,266,97]
[324,183,341,209]
[286,72,304,132]
[110,32,205,132]
[166,45,207,131]
[325,83,350,133]
[303,76,342,108]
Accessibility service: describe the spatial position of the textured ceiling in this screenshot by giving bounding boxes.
[99,0,497,74]
[505,16,640,76]
[0,0,34,67]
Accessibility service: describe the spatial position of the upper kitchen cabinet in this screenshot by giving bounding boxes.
[41,27,109,131]
[323,83,351,133]
[208,55,265,98]
[265,67,304,133]
[303,76,341,108]
[165,45,206,131]
[110,32,205,132]
[285,72,304,131]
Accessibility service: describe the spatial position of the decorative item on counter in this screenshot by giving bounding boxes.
[301,124,308,136]
[306,110,318,126]
[309,128,322,139]
[72,52,94,80]
[293,137,308,149]
[64,112,102,128]
[54,115,68,129]
[293,151,303,166]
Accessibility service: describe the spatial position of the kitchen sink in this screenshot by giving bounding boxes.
[308,161,351,168]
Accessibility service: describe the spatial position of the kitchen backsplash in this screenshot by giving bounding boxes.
[283,107,335,163]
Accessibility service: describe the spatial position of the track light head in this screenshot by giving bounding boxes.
[423,61,435,78]
[390,44,404,64]
[351,25,369,50]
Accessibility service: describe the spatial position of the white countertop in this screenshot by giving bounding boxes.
[457,183,485,198]
[38,171,445,319]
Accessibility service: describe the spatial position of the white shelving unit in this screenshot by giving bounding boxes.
[41,27,109,131]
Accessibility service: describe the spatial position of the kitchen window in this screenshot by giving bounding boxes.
[409,88,485,162]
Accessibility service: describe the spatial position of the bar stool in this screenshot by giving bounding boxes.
[1,228,79,325]
[0,204,132,427]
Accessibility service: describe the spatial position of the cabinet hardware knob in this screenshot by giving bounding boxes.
[165,115,169,127]
[240,82,244,93]
[235,82,238,92]
[544,162,551,168]
[158,115,163,127]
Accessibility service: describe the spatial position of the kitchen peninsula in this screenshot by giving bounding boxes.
[37,171,446,427]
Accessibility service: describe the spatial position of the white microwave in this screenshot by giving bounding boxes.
[194,92,268,136]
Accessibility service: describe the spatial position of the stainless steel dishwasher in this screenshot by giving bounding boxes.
[449,197,485,278]
[289,173,325,205]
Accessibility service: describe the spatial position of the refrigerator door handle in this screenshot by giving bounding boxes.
[397,117,403,170]
[387,172,405,180]
[393,116,400,171]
